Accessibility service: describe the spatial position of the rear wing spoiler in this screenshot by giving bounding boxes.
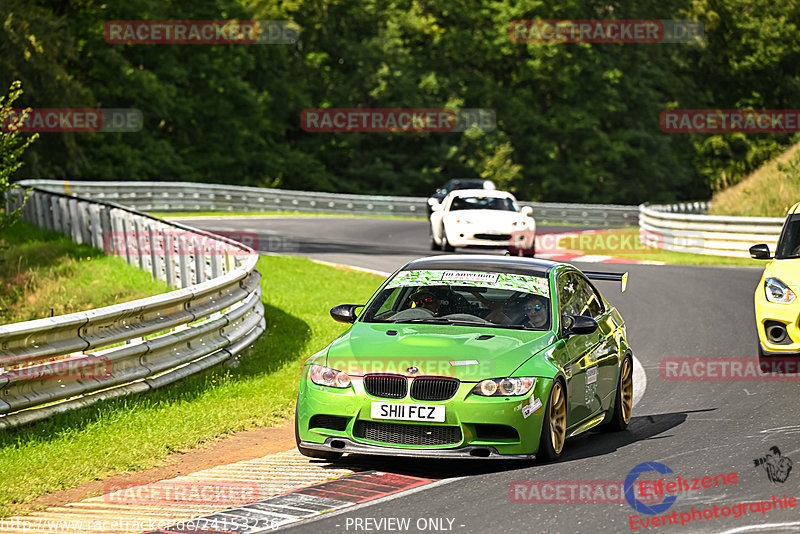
[583,271,628,293]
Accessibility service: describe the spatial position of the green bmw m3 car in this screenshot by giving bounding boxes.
[295,255,634,461]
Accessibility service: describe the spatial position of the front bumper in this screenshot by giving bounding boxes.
[296,373,552,458]
[755,292,800,354]
[300,438,535,460]
[447,228,534,249]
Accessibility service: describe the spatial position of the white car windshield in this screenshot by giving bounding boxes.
[450,196,517,212]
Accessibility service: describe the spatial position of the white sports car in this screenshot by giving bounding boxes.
[429,189,536,255]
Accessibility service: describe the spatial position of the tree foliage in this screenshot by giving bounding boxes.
[0,80,38,230]
[1,0,798,203]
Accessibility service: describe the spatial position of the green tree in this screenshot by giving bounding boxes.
[0,80,39,230]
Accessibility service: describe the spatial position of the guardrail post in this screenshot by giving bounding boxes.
[58,197,70,237]
[122,212,138,266]
[78,201,92,245]
[109,209,124,257]
[193,237,205,284]
[88,204,103,250]
[148,223,164,282]
[99,207,112,253]
[34,192,47,229]
[178,234,191,288]
[133,217,147,271]
[67,198,82,244]
[211,245,222,278]
[163,229,176,287]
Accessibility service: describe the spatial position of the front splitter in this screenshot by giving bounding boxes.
[302,438,536,460]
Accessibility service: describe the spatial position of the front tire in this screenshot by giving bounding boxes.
[294,401,343,460]
[538,379,567,462]
[441,228,455,252]
[604,355,633,431]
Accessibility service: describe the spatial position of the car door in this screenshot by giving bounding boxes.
[572,274,620,412]
[554,271,606,428]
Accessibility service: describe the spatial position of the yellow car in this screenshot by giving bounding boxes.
[750,202,800,356]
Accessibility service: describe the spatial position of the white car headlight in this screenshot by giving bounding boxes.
[309,364,352,388]
[765,278,796,304]
[473,377,536,396]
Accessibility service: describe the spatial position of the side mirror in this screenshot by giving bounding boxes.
[431,203,444,213]
[427,197,438,206]
[520,206,533,217]
[749,244,771,260]
[562,314,598,336]
[330,304,362,324]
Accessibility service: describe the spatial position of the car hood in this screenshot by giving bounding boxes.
[764,258,800,289]
[323,322,557,381]
[444,209,530,226]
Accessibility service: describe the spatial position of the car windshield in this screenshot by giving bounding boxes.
[440,179,487,195]
[361,271,551,330]
[450,196,517,211]
[775,215,800,259]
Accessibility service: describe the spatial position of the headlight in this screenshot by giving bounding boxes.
[765,278,796,304]
[309,364,351,388]
[473,377,536,396]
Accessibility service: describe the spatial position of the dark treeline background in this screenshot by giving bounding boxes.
[2,0,799,203]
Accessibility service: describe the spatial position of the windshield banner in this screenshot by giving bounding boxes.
[386,270,550,297]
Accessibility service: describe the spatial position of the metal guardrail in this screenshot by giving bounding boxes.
[0,187,265,429]
[19,180,640,227]
[639,202,785,257]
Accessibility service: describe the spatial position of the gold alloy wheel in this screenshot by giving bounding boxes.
[549,381,567,453]
[620,358,633,424]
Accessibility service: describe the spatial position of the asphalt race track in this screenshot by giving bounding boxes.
[187,216,796,534]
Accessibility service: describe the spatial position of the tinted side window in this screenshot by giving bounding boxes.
[776,215,800,259]
[575,276,604,318]
[558,272,604,319]
[557,273,581,317]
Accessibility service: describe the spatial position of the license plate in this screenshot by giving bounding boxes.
[371,402,445,422]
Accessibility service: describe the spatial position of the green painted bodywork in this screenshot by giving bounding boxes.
[296,262,633,456]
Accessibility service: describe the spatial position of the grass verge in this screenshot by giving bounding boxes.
[0,221,169,324]
[709,141,800,217]
[556,228,763,267]
[0,254,383,518]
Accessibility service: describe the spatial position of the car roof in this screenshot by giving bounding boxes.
[446,188,514,199]
[449,178,490,186]
[401,254,558,277]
